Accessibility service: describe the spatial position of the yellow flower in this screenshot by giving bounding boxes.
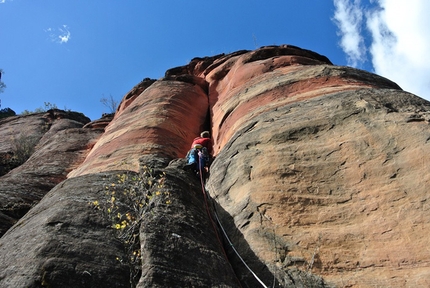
[107,208,112,213]
[155,191,161,196]
[166,200,171,205]
[92,200,99,206]
[117,212,121,219]
[111,196,116,203]
[114,224,121,229]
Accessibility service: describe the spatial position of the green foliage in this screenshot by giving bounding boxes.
[20,102,58,115]
[20,110,35,115]
[10,134,40,165]
[90,166,170,287]
[43,102,58,110]
[0,107,16,119]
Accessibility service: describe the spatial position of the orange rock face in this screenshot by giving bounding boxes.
[2,45,430,287]
[68,78,210,177]
[204,47,430,287]
[69,45,430,286]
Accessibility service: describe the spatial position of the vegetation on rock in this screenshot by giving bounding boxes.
[90,167,169,287]
[0,108,16,119]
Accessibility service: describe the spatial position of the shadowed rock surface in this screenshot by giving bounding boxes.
[0,110,102,237]
[1,45,430,287]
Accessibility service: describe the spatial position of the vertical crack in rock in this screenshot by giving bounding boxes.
[2,45,430,287]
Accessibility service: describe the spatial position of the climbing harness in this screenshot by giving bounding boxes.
[197,153,269,288]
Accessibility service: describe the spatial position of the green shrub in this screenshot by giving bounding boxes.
[0,108,16,119]
[11,134,40,165]
[90,166,170,287]
[20,102,58,115]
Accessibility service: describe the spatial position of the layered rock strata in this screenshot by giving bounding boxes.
[1,45,430,287]
[0,110,100,236]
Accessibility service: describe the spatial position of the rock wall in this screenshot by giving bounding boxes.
[1,45,430,287]
[0,110,98,236]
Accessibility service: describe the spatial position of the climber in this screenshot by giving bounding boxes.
[184,131,213,174]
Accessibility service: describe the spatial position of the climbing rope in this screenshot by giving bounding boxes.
[197,152,227,260]
[198,153,268,288]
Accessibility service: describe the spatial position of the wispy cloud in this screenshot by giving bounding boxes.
[332,0,366,67]
[45,25,71,44]
[333,0,430,101]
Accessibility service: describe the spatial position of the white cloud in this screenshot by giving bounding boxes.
[45,25,71,44]
[333,0,430,101]
[366,0,430,100]
[58,25,71,43]
[333,0,366,67]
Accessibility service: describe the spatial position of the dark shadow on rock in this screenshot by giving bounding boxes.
[136,157,241,287]
[168,158,277,287]
[208,198,278,288]
[0,172,132,288]
[207,195,330,288]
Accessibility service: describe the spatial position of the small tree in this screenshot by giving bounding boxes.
[0,69,5,94]
[0,108,16,119]
[0,69,6,109]
[100,94,119,114]
[0,81,5,93]
[42,102,58,110]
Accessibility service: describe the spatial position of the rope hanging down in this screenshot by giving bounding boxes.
[198,153,269,288]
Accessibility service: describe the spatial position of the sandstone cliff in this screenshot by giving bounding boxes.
[1,45,430,287]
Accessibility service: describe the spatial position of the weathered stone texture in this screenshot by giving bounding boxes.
[1,45,430,287]
[0,173,131,288]
[0,110,102,237]
[203,46,430,287]
[207,89,430,287]
[68,79,209,178]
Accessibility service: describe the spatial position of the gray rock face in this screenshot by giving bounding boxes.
[0,173,130,288]
[0,165,243,288]
[0,110,102,237]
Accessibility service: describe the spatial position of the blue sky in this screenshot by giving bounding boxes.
[1,0,429,120]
